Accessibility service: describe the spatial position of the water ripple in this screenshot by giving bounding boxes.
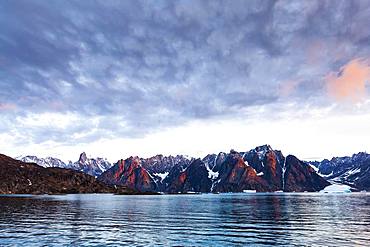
[0,193,369,246]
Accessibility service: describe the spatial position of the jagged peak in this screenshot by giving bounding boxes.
[120,156,141,167]
[352,152,369,159]
[78,152,87,163]
[147,154,192,160]
[191,158,205,165]
[254,144,273,152]
[224,151,242,161]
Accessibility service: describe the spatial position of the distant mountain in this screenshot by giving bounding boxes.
[18,152,112,177]
[17,155,68,168]
[310,152,370,191]
[98,145,330,193]
[69,152,112,177]
[0,153,136,194]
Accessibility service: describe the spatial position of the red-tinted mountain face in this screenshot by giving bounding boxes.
[165,159,212,193]
[98,145,330,193]
[284,155,330,192]
[0,154,136,194]
[98,156,157,192]
[241,146,285,191]
[212,151,269,192]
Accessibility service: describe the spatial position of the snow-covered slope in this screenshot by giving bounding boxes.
[18,155,68,168]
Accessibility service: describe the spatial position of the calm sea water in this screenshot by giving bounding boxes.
[0,193,369,246]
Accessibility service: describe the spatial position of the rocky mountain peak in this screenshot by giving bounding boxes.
[78,152,88,164]
[255,144,273,152]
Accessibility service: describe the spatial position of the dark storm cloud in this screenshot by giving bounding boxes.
[1,0,369,144]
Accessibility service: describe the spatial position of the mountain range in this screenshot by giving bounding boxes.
[309,152,370,191]
[98,145,329,193]
[12,145,370,193]
[18,152,112,177]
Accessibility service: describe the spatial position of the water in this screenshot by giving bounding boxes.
[0,193,369,246]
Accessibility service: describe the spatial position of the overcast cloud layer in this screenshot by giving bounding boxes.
[1,0,370,161]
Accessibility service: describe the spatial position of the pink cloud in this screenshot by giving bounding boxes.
[279,80,301,97]
[306,40,325,65]
[0,103,17,111]
[326,58,370,102]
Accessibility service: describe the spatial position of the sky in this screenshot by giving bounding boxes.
[1,0,370,162]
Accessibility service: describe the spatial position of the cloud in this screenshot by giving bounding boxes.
[0,0,370,157]
[326,59,370,102]
[279,80,301,97]
[0,103,16,111]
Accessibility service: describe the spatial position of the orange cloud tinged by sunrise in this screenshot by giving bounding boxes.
[326,59,370,102]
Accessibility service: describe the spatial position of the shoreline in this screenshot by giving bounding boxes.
[1,191,368,197]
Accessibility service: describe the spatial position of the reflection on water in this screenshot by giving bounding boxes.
[0,193,370,246]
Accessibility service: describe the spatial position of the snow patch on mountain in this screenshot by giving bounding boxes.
[207,169,219,180]
[320,184,352,193]
[309,164,319,172]
[153,172,169,181]
[17,155,68,168]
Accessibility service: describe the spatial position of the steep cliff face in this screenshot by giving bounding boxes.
[160,159,189,192]
[242,146,285,191]
[165,159,212,193]
[140,154,192,186]
[213,151,269,192]
[98,157,157,192]
[203,152,227,173]
[284,155,330,192]
[141,154,191,174]
[0,154,134,194]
